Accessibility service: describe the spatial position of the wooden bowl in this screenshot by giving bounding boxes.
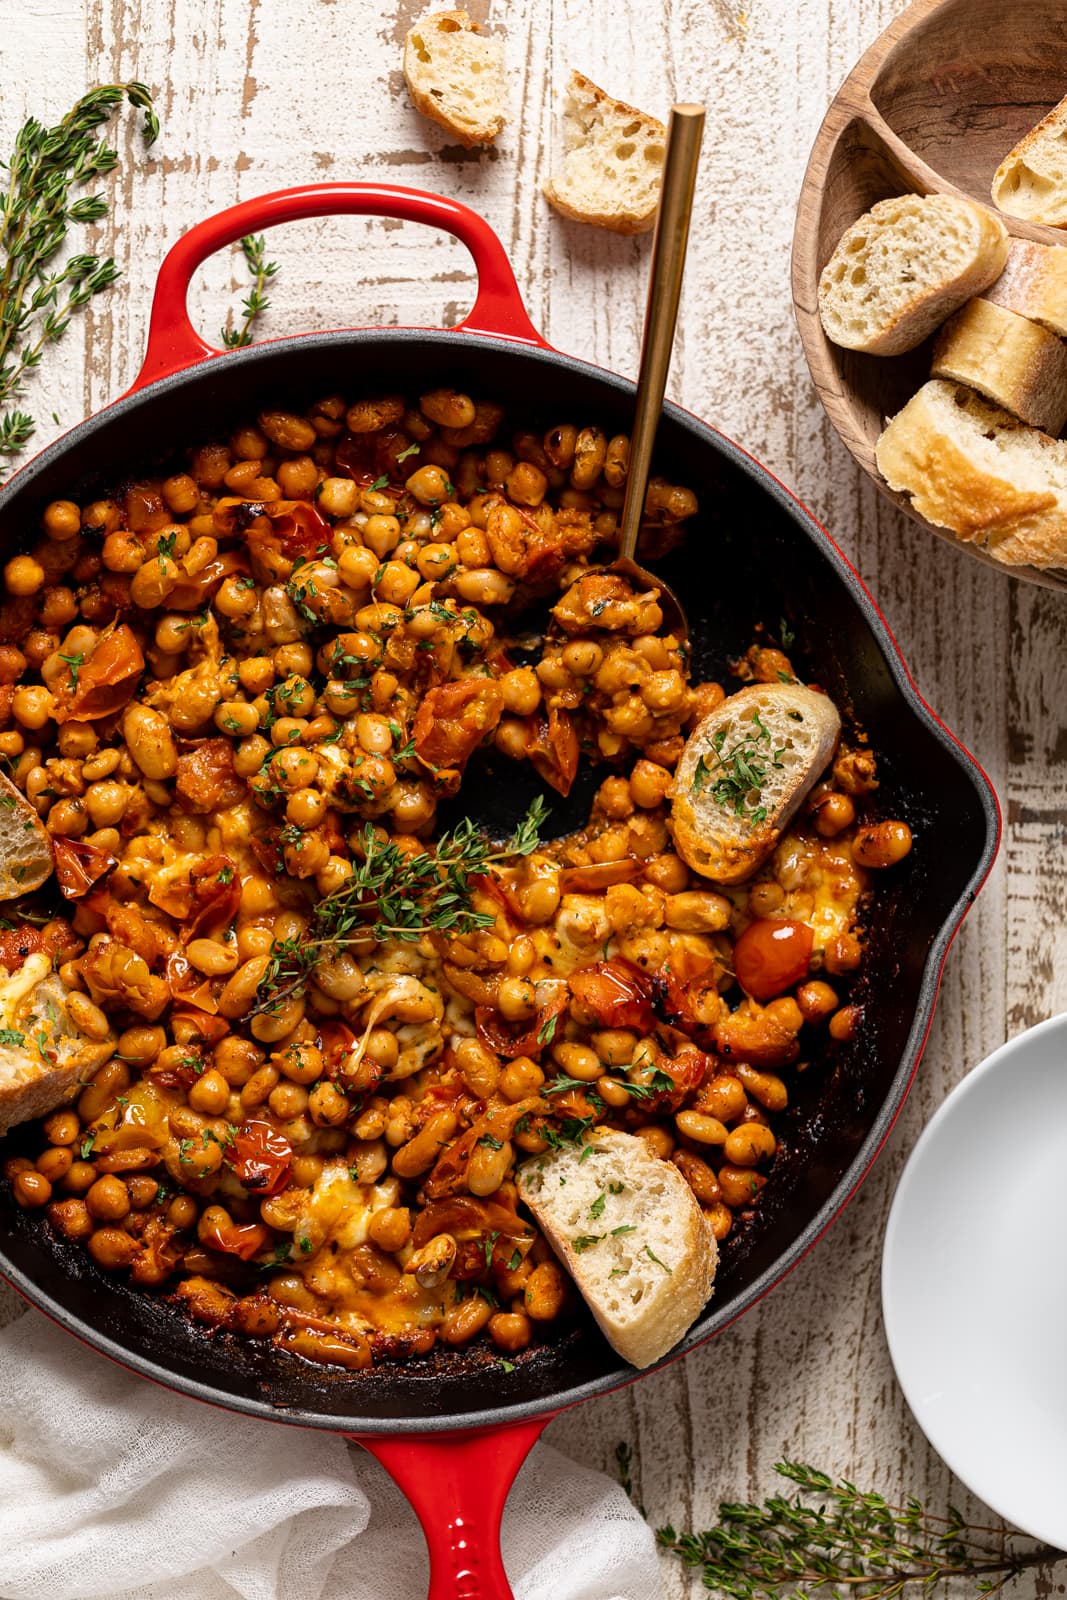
[792,0,1067,590]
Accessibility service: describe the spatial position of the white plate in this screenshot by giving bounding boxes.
[883,1013,1067,1545]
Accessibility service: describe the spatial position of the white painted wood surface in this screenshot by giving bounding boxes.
[0,0,1062,1594]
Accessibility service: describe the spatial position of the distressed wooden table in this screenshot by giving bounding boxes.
[1,0,1062,1595]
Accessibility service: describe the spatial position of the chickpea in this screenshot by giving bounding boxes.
[63,1161,97,1195]
[13,1169,52,1208]
[420,388,476,429]
[551,1041,602,1082]
[824,931,862,976]
[307,1080,350,1127]
[497,975,537,1022]
[765,996,805,1034]
[12,685,54,730]
[86,1174,131,1221]
[88,1227,139,1270]
[188,1068,231,1115]
[499,1057,545,1101]
[702,1074,748,1122]
[829,1004,862,1042]
[518,876,560,924]
[318,477,359,518]
[488,1311,531,1353]
[811,791,856,837]
[5,554,45,596]
[852,820,913,869]
[453,568,515,606]
[43,500,82,539]
[368,1205,412,1254]
[718,1164,768,1209]
[116,1025,166,1067]
[84,779,128,828]
[345,395,404,434]
[48,1197,93,1240]
[43,1108,80,1146]
[663,891,731,933]
[641,669,687,713]
[592,1029,637,1068]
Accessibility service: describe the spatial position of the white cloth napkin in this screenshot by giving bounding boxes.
[0,1311,663,1600]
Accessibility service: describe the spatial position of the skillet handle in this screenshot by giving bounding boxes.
[130,181,548,391]
[354,1415,552,1599]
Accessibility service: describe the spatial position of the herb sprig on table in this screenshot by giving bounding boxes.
[646,1460,1063,1599]
[252,795,549,1015]
[0,83,158,460]
[221,233,279,348]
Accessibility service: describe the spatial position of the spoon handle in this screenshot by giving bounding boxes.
[618,102,705,565]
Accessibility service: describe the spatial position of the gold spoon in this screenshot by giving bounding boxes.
[553,101,705,642]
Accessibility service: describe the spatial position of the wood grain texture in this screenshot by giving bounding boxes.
[0,2,1063,1596]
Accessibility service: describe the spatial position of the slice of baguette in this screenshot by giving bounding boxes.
[0,771,53,900]
[0,951,116,1135]
[930,297,1067,434]
[542,71,665,235]
[985,239,1067,338]
[668,685,841,885]
[817,193,1009,356]
[991,96,1067,228]
[875,378,1067,568]
[516,1129,716,1369]
[403,10,506,148]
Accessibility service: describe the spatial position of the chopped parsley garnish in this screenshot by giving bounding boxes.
[644,1244,672,1273]
[691,711,787,825]
[396,441,421,463]
[780,617,795,648]
[536,1012,559,1047]
[370,474,389,490]
[0,1028,24,1047]
[58,650,84,689]
[589,1192,607,1221]
[477,1133,503,1151]
[572,1234,602,1253]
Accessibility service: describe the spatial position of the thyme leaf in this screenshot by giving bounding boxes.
[220,233,279,349]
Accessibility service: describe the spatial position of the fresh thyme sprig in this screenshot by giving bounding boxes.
[0,82,158,461]
[691,710,786,824]
[221,233,279,349]
[253,795,550,1016]
[652,1461,1063,1600]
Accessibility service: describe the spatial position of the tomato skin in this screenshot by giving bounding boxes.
[230,1120,293,1197]
[53,836,117,899]
[568,960,656,1032]
[52,624,144,723]
[199,1219,274,1261]
[413,678,505,773]
[733,917,814,1002]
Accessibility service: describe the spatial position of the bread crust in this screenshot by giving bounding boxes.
[403,10,505,148]
[992,96,1067,228]
[985,239,1067,338]
[931,297,1067,434]
[517,1129,717,1368]
[542,71,665,235]
[0,770,53,900]
[875,380,1067,568]
[818,195,1009,356]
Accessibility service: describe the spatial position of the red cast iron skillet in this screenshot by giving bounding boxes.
[0,184,999,1598]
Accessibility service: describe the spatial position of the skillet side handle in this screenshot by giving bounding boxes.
[129,181,548,392]
[354,1415,552,1600]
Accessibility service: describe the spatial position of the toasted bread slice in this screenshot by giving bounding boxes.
[403,10,506,148]
[0,952,115,1135]
[516,1129,716,1368]
[543,71,665,235]
[669,684,841,884]
[0,771,52,899]
[992,95,1067,228]
[931,297,1067,435]
[875,378,1067,568]
[817,194,1008,356]
[985,238,1067,338]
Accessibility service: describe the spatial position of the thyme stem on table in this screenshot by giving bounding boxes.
[0,82,158,461]
[221,233,279,348]
[646,1460,1063,1600]
[252,795,550,1017]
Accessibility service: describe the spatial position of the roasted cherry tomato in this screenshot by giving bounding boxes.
[413,678,505,774]
[198,1217,273,1261]
[52,836,117,899]
[733,917,814,1002]
[230,1121,293,1197]
[568,959,657,1032]
[52,624,144,723]
[526,706,579,796]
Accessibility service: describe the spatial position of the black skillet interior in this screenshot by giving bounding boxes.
[0,331,998,1431]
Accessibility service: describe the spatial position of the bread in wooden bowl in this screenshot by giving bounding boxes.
[793,0,1067,587]
[992,93,1067,228]
[818,194,1008,356]
[516,1128,717,1369]
[403,10,506,148]
[668,684,841,885]
[986,238,1067,336]
[543,71,665,235]
[0,949,116,1135]
[930,297,1067,433]
[875,378,1067,568]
